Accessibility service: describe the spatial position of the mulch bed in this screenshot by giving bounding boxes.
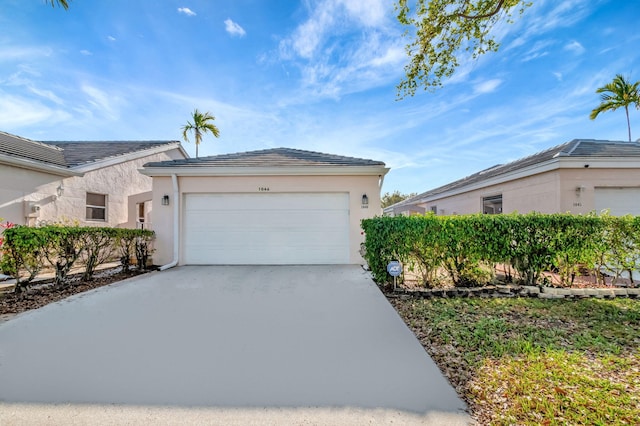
[0,267,152,317]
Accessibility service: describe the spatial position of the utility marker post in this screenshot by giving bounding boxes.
[387,260,402,291]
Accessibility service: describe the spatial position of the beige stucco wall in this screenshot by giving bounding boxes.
[407,167,640,216]
[0,164,62,225]
[557,168,640,214]
[0,148,184,227]
[150,174,383,266]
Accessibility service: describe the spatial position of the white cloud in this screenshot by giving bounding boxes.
[276,0,401,100]
[177,7,196,17]
[474,79,502,94]
[0,93,70,128]
[520,40,554,62]
[369,45,405,67]
[280,0,391,60]
[286,7,334,59]
[80,50,92,56]
[512,0,593,40]
[2,68,64,105]
[341,0,386,27]
[0,46,53,62]
[496,0,594,59]
[553,72,563,81]
[107,35,116,42]
[28,86,64,105]
[81,84,121,120]
[564,40,585,55]
[224,19,246,37]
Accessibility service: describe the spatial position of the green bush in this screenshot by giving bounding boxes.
[82,227,116,281]
[112,228,155,270]
[1,225,155,292]
[361,213,632,287]
[1,226,48,292]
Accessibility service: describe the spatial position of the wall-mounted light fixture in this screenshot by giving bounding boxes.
[361,194,369,206]
[161,195,170,206]
[56,184,64,198]
[575,186,585,197]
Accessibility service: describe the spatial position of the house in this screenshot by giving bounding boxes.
[0,131,187,227]
[140,148,389,266]
[385,139,640,217]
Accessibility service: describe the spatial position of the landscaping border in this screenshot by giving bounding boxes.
[387,285,640,299]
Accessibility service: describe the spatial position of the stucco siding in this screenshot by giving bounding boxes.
[151,174,382,266]
[416,171,561,215]
[0,148,183,227]
[558,168,640,214]
[0,165,62,225]
[398,167,640,217]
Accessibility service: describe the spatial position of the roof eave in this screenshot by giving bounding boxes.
[0,153,81,177]
[417,156,640,204]
[139,165,390,177]
[72,142,186,173]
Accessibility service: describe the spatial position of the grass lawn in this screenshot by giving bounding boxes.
[389,296,640,425]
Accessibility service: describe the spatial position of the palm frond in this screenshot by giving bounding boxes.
[181,109,221,158]
[48,0,70,10]
[590,74,640,141]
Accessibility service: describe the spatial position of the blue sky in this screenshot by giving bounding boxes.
[1,0,639,194]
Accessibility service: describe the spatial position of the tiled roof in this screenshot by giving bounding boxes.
[0,131,67,167]
[144,147,386,168]
[45,141,180,167]
[390,139,640,209]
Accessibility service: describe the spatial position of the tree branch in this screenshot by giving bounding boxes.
[455,0,505,19]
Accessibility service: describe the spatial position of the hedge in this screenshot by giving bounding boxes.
[361,213,640,287]
[1,225,155,293]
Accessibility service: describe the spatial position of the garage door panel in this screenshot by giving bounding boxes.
[186,193,348,210]
[594,188,640,216]
[185,230,346,247]
[185,248,347,265]
[184,244,348,264]
[186,210,347,228]
[183,193,350,264]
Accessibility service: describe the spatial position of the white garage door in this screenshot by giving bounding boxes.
[594,187,640,216]
[183,193,350,265]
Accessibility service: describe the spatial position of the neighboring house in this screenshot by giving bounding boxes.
[0,131,187,228]
[141,148,389,266]
[385,139,640,217]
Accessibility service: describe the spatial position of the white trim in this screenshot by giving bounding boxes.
[140,165,390,177]
[160,174,180,270]
[0,153,81,177]
[72,142,186,173]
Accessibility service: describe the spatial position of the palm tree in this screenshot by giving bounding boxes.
[182,109,220,158]
[590,74,640,142]
[48,0,70,9]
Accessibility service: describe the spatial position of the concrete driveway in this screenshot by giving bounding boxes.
[0,265,470,425]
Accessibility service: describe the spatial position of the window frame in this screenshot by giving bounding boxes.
[86,192,107,222]
[482,194,503,215]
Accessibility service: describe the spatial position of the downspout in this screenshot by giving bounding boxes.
[160,174,180,270]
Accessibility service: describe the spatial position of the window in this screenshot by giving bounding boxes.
[137,202,145,223]
[86,193,107,221]
[430,205,437,215]
[483,194,503,214]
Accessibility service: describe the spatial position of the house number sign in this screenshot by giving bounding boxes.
[258,187,270,192]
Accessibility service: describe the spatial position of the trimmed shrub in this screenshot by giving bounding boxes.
[362,213,628,287]
[0,225,155,292]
